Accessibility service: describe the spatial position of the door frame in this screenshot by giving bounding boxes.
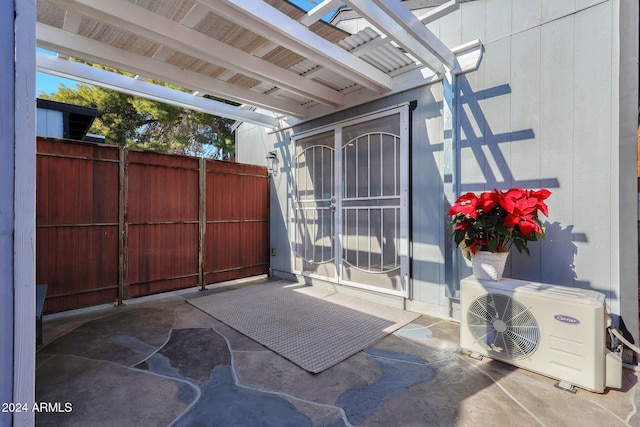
[290,104,410,297]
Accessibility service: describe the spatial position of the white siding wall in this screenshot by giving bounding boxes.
[36,108,64,138]
[408,84,450,318]
[237,0,638,338]
[433,0,638,333]
[236,123,294,274]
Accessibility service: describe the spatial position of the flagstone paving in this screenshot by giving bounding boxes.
[36,279,640,426]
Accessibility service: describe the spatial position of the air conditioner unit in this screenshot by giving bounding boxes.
[460,276,622,393]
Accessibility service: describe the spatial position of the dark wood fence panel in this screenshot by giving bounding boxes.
[205,161,269,284]
[36,138,269,314]
[36,139,120,313]
[125,151,201,298]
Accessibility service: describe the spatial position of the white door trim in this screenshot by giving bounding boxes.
[291,104,410,297]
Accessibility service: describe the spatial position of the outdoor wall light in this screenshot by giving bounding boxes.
[266,150,279,177]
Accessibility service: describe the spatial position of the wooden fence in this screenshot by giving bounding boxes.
[36,137,269,313]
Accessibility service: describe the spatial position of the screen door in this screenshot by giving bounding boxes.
[292,106,408,297]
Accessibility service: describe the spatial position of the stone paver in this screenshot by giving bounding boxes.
[36,355,196,427]
[37,280,640,427]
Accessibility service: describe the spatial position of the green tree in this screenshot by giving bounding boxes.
[39,67,236,160]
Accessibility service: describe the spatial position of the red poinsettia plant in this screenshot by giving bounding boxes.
[448,188,551,260]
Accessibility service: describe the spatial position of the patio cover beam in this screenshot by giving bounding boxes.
[37,23,309,119]
[416,0,460,25]
[300,0,343,26]
[36,52,281,128]
[346,0,450,75]
[46,0,346,108]
[201,0,392,93]
[371,0,457,70]
[346,0,444,75]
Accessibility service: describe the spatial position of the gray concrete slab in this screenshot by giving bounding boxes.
[40,306,175,367]
[36,354,196,427]
[37,279,640,427]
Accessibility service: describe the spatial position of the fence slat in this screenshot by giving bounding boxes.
[36,138,120,313]
[118,148,127,305]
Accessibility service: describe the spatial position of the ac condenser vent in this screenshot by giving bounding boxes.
[460,276,621,393]
[467,293,540,360]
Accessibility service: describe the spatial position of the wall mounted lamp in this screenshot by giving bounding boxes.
[266,150,279,177]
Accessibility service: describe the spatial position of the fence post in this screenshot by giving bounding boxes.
[199,157,206,291]
[118,148,129,304]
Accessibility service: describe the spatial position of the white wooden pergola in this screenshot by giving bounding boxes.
[5,1,484,425]
[36,0,482,128]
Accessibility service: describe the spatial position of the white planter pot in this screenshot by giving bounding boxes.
[471,251,510,281]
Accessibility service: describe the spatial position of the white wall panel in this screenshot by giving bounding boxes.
[36,108,63,138]
[461,0,485,44]
[616,0,640,340]
[509,28,541,184]
[572,2,613,300]
[576,0,605,10]
[412,84,446,304]
[485,0,512,43]
[481,37,512,189]
[539,16,576,286]
[511,0,542,34]
[509,27,543,279]
[459,55,488,188]
[542,0,576,22]
[236,123,293,274]
[437,9,462,49]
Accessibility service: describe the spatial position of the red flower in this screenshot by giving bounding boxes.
[499,188,526,214]
[528,189,551,216]
[447,187,552,259]
[503,196,541,236]
[448,192,480,219]
[479,190,500,212]
[504,213,541,236]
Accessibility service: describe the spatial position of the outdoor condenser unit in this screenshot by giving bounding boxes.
[460,276,622,393]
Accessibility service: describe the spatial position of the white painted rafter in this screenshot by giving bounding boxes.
[305,40,483,118]
[38,0,481,126]
[416,0,459,25]
[36,51,281,128]
[346,0,445,74]
[300,0,342,27]
[371,0,457,70]
[37,23,309,118]
[196,0,392,93]
[62,10,82,32]
[46,0,346,107]
[152,4,209,62]
[180,3,210,28]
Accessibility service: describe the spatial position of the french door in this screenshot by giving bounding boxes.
[292,106,409,297]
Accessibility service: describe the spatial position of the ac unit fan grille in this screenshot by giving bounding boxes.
[467,293,539,360]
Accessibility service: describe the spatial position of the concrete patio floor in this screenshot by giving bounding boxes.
[36,277,640,427]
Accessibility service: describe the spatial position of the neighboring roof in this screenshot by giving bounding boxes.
[36,0,482,127]
[37,98,97,140]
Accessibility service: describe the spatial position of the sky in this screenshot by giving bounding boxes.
[36,68,79,96]
[35,0,341,97]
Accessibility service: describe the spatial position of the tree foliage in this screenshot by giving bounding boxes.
[39,66,236,160]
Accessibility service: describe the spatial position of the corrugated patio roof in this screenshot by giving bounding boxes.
[36,0,483,128]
